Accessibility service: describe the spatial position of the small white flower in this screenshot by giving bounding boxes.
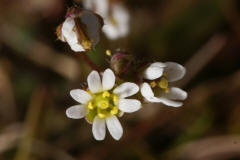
[140,62,187,107]
[57,8,103,52]
[82,0,108,18]
[66,69,141,140]
[83,0,130,40]
[102,3,129,40]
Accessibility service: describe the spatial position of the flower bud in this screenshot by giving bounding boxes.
[110,51,133,76]
[56,7,104,52]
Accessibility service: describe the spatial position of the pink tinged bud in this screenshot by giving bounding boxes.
[110,52,133,75]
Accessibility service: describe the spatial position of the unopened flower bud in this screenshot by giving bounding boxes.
[110,51,133,76]
[56,7,104,52]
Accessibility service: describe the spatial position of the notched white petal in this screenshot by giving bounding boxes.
[106,116,123,140]
[157,97,183,107]
[61,17,85,52]
[164,62,186,82]
[140,83,154,98]
[66,105,88,119]
[102,69,115,91]
[118,99,141,113]
[164,87,187,100]
[150,62,166,68]
[113,82,139,98]
[143,66,164,80]
[92,117,106,141]
[87,70,102,93]
[70,89,92,104]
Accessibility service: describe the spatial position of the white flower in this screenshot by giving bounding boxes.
[82,0,108,18]
[57,8,103,52]
[140,62,187,107]
[83,0,130,40]
[102,3,129,40]
[66,69,141,140]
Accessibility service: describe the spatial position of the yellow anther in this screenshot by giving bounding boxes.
[165,88,169,93]
[106,49,112,56]
[102,91,110,98]
[150,81,157,88]
[110,106,118,115]
[113,95,118,105]
[75,20,92,50]
[159,77,168,89]
[87,102,94,110]
[98,113,106,118]
[82,40,92,50]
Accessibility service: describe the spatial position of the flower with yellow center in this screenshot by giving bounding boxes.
[140,62,188,107]
[66,69,141,141]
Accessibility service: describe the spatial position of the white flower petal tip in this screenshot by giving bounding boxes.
[150,62,166,68]
[106,116,123,140]
[119,99,141,113]
[66,105,88,119]
[164,62,186,82]
[140,83,154,98]
[70,89,92,104]
[93,117,106,141]
[143,65,164,80]
[166,87,187,100]
[87,70,102,93]
[113,82,139,98]
[157,98,183,107]
[102,69,115,91]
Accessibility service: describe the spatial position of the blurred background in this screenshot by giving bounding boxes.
[0,0,240,160]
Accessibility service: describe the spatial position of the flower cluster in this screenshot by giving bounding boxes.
[57,2,187,141]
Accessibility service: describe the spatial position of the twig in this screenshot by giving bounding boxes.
[74,52,102,72]
[14,87,46,160]
[176,34,227,87]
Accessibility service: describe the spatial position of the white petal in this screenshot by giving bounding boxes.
[157,97,183,107]
[163,87,187,100]
[150,62,166,68]
[102,23,119,40]
[144,96,164,103]
[164,62,186,82]
[66,105,88,119]
[113,82,139,98]
[87,70,102,93]
[70,89,92,104]
[62,17,76,44]
[62,18,85,52]
[140,83,154,98]
[92,117,106,141]
[118,99,141,113]
[106,116,123,140]
[143,65,164,80]
[70,43,85,52]
[83,0,108,18]
[102,69,115,91]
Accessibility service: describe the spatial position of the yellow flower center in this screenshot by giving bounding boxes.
[150,73,169,93]
[86,91,119,122]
